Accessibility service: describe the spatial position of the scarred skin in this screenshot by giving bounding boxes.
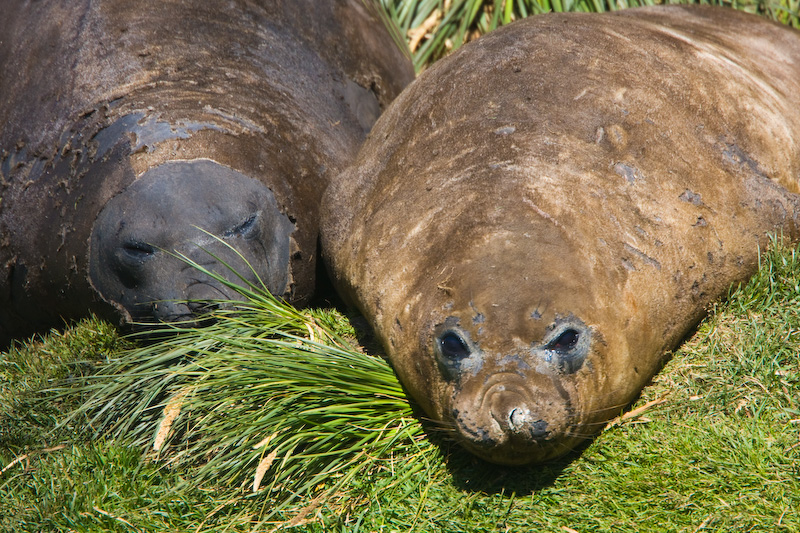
[0,0,414,345]
[321,6,800,465]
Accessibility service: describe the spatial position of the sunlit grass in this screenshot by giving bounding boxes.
[38,251,438,528]
[3,240,799,531]
[2,2,800,531]
[381,0,800,71]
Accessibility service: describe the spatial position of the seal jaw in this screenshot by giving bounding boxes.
[450,371,578,465]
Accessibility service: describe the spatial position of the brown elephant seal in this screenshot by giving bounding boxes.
[0,0,414,345]
[320,6,800,465]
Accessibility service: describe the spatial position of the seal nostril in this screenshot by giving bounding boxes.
[491,403,550,440]
[508,407,527,430]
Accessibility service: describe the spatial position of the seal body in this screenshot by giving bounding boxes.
[0,0,414,345]
[321,6,800,465]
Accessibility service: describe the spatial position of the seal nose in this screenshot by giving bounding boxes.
[491,397,549,441]
[451,371,572,464]
[151,299,193,322]
[508,407,528,431]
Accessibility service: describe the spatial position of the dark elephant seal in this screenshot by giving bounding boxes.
[320,6,800,465]
[0,0,414,345]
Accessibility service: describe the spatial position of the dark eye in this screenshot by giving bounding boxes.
[225,213,259,238]
[548,328,579,352]
[120,240,156,263]
[438,331,470,360]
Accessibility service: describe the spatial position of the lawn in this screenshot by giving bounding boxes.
[2,1,800,531]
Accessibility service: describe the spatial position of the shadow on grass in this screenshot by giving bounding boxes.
[448,440,585,495]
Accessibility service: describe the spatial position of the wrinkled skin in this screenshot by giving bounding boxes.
[0,0,414,345]
[321,6,800,465]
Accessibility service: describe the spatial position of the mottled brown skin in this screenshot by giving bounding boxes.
[321,6,800,465]
[0,0,414,345]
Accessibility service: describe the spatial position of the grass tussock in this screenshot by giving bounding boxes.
[54,264,438,526]
[382,0,800,71]
[0,257,443,530]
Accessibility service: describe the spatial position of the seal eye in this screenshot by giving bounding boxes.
[542,323,589,374]
[225,213,259,239]
[439,331,471,360]
[112,240,156,288]
[547,328,579,353]
[120,240,156,263]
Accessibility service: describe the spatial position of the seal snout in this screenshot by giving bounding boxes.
[504,406,549,439]
[449,363,576,464]
[487,388,550,442]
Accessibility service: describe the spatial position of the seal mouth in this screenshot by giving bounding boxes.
[150,299,214,324]
[130,279,239,324]
[451,373,576,465]
[122,298,221,339]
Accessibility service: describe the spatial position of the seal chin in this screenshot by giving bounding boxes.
[451,378,574,465]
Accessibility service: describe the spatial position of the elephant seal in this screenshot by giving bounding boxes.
[0,0,414,345]
[320,6,800,465]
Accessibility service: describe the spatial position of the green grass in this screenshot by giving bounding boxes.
[3,2,800,531]
[3,240,798,532]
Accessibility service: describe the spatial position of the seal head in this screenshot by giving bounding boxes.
[0,0,414,345]
[89,159,294,326]
[388,201,626,465]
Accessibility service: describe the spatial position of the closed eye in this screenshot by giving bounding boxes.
[225,213,259,238]
[120,240,156,262]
